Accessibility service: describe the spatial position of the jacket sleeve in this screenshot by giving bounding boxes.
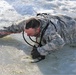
[0,20,26,38]
[37,32,65,55]
[3,20,26,33]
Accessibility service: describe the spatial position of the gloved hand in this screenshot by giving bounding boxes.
[31,46,45,59]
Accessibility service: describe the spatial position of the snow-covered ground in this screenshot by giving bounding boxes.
[0,0,76,75]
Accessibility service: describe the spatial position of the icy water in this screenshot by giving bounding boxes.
[0,0,76,75]
[0,36,76,75]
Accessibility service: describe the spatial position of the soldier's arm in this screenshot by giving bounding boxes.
[3,20,26,33]
[0,20,26,38]
[37,33,65,55]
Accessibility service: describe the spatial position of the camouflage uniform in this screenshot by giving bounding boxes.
[0,20,26,38]
[36,14,76,55]
[0,14,76,56]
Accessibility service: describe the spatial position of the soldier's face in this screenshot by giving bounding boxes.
[25,27,40,37]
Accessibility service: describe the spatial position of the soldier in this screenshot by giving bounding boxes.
[0,13,76,61]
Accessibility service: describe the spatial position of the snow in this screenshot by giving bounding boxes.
[0,0,76,75]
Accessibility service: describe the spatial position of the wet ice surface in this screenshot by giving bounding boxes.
[0,35,76,74]
[0,0,76,75]
[0,36,76,75]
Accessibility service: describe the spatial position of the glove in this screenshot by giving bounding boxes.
[31,46,45,59]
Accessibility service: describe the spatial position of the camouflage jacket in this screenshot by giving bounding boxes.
[36,14,76,55]
[1,14,76,55]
